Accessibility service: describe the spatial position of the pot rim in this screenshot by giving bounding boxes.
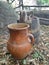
[8,23,30,30]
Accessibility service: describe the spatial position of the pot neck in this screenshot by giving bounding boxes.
[9,29,28,38]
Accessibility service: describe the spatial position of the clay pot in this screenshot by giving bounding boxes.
[18,10,40,44]
[31,16,40,44]
[7,23,34,59]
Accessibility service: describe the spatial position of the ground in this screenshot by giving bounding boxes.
[0,25,49,65]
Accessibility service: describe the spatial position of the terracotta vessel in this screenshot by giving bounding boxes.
[7,23,34,59]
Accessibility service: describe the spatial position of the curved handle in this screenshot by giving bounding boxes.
[28,33,34,45]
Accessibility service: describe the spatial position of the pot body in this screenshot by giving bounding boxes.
[7,23,34,59]
[30,17,40,44]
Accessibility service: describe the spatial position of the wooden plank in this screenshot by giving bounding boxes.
[39,17,49,21]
